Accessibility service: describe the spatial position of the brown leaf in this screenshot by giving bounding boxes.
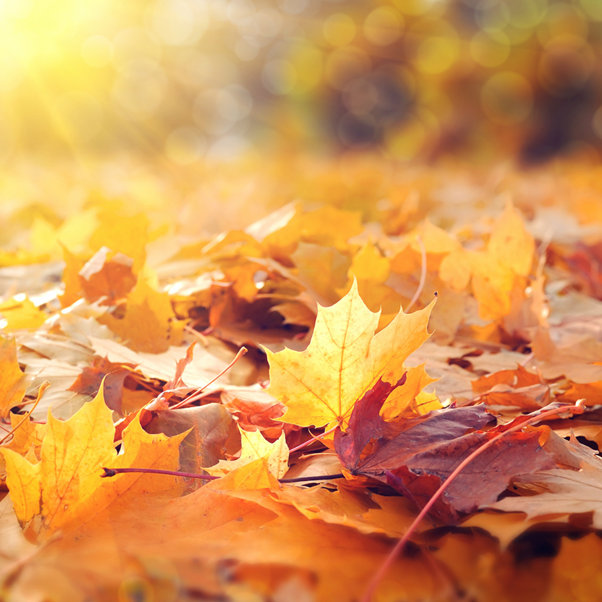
[145,403,239,488]
[78,246,136,306]
[335,378,565,522]
[487,438,602,528]
[68,356,137,413]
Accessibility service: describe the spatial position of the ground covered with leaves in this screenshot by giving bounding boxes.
[2,159,602,601]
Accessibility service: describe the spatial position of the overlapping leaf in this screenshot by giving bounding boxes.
[266,280,434,428]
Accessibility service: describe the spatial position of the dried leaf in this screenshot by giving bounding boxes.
[267,280,434,428]
[0,336,28,418]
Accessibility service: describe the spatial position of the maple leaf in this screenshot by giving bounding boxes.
[266,280,434,428]
[0,296,47,331]
[145,403,238,480]
[68,355,137,413]
[240,481,423,539]
[0,336,29,419]
[2,384,187,535]
[334,378,568,522]
[205,426,289,489]
[99,279,178,353]
[78,246,137,305]
[439,200,535,320]
[6,485,440,602]
[486,437,602,527]
[89,209,149,274]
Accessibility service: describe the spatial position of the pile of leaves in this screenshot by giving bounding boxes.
[3,161,602,601]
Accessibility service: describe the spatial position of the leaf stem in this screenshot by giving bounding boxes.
[279,473,344,483]
[405,235,426,312]
[170,346,248,410]
[101,467,220,480]
[360,402,584,602]
[101,466,345,484]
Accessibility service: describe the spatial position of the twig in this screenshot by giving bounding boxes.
[360,401,584,602]
[170,346,248,410]
[101,466,345,484]
[406,235,426,312]
[0,381,49,445]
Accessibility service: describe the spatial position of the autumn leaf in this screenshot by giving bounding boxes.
[145,403,238,480]
[266,280,434,428]
[4,485,440,602]
[439,200,535,320]
[2,383,187,535]
[78,246,137,305]
[0,337,29,419]
[206,426,289,489]
[486,436,602,527]
[99,279,178,353]
[333,378,575,522]
[68,355,137,413]
[0,296,47,331]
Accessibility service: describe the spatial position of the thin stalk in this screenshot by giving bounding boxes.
[170,346,248,410]
[280,473,344,483]
[360,402,584,602]
[101,466,345,484]
[102,467,220,480]
[406,235,426,312]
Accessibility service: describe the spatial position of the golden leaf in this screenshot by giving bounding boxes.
[266,280,434,428]
[0,337,28,419]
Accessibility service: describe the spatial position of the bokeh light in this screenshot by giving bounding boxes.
[0,0,601,165]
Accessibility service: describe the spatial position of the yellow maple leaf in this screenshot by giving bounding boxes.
[299,206,363,252]
[380,363,438,421]
[206,427,289,490]
[0,337,29,419]
[209,457,281,490]
[5,412,45,455]
[439,201,534,320]
[487,199,534,277]
[89,209,149,274]
[2,452,40,524]
[0,296,47,331]
[100,279,176,353]
[266,280,434,428]
[2,385,187,535]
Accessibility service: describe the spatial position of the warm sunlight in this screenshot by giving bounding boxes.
[3,1,602,601]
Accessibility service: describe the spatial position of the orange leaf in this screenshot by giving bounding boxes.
[0,337,28,419]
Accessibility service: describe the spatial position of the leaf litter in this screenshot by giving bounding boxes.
[2,164,602,601]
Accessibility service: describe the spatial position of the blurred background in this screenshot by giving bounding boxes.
[2,0,602,167]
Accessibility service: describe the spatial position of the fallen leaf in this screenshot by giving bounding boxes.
[488,452,602,528]
[68,355,137,413]
[2,384,187,536]
[206,427,289,486]
[145,403,238,479]
[0,336,29,418]
[267,280,434,428]
[78,246,137,305]
[0,296,47,331]
[99,279,177,353]
[335,378,568,522]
